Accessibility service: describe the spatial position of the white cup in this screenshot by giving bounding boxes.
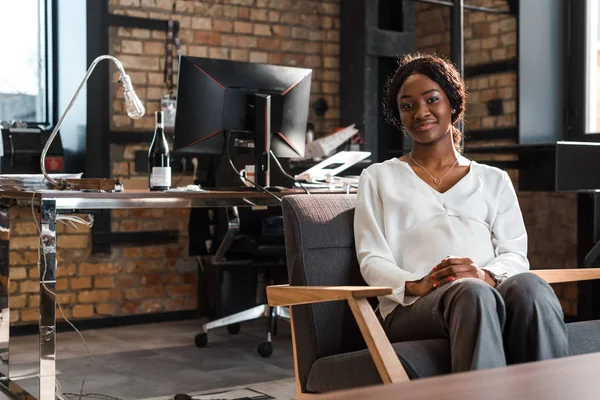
[239,165,255,187]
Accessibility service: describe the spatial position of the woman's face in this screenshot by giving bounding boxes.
[396,73,453,145]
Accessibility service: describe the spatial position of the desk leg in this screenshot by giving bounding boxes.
[0,202,11,383]
[38,200,56,400]
[0,202,36,399]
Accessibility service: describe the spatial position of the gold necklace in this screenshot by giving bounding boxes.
[409,152,459,185]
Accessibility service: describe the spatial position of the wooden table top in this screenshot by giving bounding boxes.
[309,352,600,400]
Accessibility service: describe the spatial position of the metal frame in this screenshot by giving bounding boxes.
[0,198,57,400]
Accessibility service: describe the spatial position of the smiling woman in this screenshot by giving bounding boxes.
[353,53,569,375]
[383,53,466,154]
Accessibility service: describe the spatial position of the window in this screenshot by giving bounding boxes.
[0,0,53,126]
[585,0,600,133]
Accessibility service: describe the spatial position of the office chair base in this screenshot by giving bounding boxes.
[196,304,289,356]
[257,342,273,357]
[194,333,208,348]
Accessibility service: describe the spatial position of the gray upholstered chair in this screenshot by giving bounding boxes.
[267,194,600,396]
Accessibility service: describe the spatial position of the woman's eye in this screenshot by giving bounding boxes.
[401,103,412,110]
[427,97,439,103]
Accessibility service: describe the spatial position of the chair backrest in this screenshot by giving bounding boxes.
[281,194,367,391]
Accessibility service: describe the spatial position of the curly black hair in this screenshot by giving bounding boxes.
[383,53,467,152]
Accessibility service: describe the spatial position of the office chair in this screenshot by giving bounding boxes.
[193,206,289,357]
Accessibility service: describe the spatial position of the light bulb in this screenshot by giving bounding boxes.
[121,74,145,119]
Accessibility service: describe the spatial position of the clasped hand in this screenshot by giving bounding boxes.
[405,256,488,297]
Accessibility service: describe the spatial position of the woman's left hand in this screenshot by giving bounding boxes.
[431,256,487,288]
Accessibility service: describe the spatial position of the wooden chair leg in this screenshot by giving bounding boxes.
[347,297,410,384]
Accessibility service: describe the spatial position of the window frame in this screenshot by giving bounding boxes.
[0,0,57,128]
[568,0,600,141]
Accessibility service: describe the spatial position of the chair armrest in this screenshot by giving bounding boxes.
[530,268,600,284]
[266,284,392,306]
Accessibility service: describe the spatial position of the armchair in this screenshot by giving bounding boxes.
[268,194,600,396]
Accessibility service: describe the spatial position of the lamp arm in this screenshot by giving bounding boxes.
[40,55,128,189]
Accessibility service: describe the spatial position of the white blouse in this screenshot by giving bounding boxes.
[354,158,530,320]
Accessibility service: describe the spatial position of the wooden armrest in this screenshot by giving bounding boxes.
[530,268,600,284]
[266,285,392,306]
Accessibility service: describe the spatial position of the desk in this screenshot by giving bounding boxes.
[0,189,323,400]
[310,352,600,400]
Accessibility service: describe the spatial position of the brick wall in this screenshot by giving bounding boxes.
[8,0,341,324]
[415,0,578,315]
[8,0,578,324]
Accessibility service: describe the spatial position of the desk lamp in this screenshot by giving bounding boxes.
[40,55,145,191]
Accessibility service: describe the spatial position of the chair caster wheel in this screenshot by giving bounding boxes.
[257,342,273,358]
[227,323,241,335]
[195,333,208,348]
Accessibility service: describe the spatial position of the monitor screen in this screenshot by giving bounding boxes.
[173,56,312,159]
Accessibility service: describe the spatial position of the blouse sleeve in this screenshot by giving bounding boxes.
[354,169,421,306]
[482,171,530,277]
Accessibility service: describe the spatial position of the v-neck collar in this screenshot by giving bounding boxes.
[394,158,474,196]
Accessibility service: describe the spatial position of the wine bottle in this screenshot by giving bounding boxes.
[148,111,171,191]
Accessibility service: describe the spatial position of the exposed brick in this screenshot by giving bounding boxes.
[124,286,166,300]
[71,277,92,290]
[272,25,290,37]
[238,7,250,19]
[251,9,268,21]
[57,293,76,305]
[121,40,144,54]
[213,19,233,33]
[253,24,272,36]
[95,303,117,316]
[10,295,27,309]
[231,49,249,61]
[11,267,27,280]
[234,21,253,34]
[268,10,280,22]
[10,236,39,250]
[78,290,120,303]
[73,305,94,318]
[194,31,221,46]
[79,262,122,276]
[237,36,258,48]
[58,235,89,249]
[164,282,196,297]
[188,45,209,58]
[250,52,268,63]
[220,34,238,47]
[192,17,212,30]
[28,295,40,308]
[143,41,164,55]
[21,309,39,323]
[19,280,39,294]
[141,274,160,285]
[209,47,229,60]
[13,222,38,236]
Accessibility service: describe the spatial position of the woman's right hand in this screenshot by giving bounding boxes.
[404,267,437,297]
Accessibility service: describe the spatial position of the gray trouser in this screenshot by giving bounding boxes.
[383,273,569,372]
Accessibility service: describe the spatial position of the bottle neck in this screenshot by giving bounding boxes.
[155,111,164,129]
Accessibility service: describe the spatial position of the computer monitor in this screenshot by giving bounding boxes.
[174,56,312,188]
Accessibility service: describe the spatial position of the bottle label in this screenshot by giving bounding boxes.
[150,167,171,188]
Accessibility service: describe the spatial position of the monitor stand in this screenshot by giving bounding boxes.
[253,93,272,189]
